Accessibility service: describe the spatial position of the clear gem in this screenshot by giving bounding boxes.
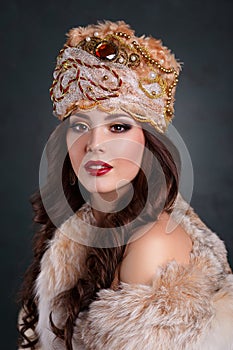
[149,71,156,79]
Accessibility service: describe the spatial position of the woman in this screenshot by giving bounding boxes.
[18,21,233,350]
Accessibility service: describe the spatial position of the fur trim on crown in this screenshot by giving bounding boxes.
[67,21,135,47]
[66,20,179,73]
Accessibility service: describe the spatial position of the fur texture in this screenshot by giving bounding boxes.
[75,265,233,350]
[20,194,233,349]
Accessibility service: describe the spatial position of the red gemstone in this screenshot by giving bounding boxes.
[95,41,118,61]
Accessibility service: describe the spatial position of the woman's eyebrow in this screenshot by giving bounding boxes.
[71,113,90,120]
[104,114,133,121]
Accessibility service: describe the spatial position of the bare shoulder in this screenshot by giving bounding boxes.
[119,212,193,286]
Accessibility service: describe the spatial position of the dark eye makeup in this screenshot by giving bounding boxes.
[110,123,132,133]
[70,122,89,131]
[69,122,132,133]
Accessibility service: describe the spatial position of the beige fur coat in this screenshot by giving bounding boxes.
[19,193,233,349]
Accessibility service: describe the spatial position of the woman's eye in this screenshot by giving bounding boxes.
[70,123,89,133]
[110,123,132,133]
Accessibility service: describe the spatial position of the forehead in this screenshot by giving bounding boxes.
[69,109,141,127]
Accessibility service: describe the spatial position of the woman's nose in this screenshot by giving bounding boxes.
[85,126,106,153]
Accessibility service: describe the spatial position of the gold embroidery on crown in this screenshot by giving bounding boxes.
[50,46,123,110]
[139,74,166,99]
[50,27,180,133]
[76,31,179,121]
[77,35,141,68]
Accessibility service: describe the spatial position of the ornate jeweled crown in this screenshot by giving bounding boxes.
[50,21,181,133]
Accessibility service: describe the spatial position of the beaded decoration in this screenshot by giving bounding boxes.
[50,21,181,133]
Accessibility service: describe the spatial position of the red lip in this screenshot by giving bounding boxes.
[84,160,113,177]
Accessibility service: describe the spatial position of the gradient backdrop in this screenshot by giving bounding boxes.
[1,0,233,348]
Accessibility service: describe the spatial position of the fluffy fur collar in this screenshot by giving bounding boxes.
[34,194,233,350]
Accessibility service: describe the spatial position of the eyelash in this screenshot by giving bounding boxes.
[70,123,132,133]
[110,123,132,133]
[70,123,89,133]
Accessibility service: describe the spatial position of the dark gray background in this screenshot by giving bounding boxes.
[1,0,233,348]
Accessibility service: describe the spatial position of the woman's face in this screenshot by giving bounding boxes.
[66,109,145,197]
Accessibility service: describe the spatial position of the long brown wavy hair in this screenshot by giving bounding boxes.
[18,117,181,349]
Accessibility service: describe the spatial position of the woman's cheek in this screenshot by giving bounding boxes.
[68,145,84,176]
[114,160,141,183]
[113,140,144,168]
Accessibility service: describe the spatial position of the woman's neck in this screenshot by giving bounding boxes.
[90,192,119,225]
[90,183,133,225]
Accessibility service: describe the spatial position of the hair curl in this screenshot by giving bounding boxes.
[18,118,181,350]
